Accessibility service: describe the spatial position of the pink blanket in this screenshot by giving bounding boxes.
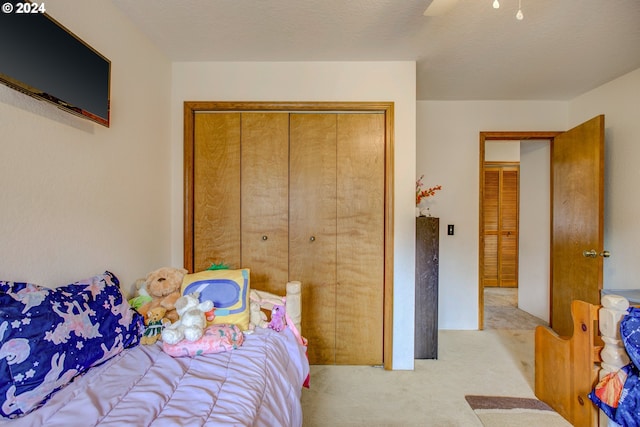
[162,324,245,357]
[0,327,309,427]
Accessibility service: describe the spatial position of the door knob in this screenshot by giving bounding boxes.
[309,236,316,242]
[583,249,611,258]
[262,235,268,241]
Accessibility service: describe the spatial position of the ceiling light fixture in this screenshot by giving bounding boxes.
[491,0,524,20]
[516,0,524,20]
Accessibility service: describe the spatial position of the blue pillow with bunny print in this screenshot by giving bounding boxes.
[0,271,143,419]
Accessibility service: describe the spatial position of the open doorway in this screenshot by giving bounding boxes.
[479,132,556,330]
[479,118,606,333]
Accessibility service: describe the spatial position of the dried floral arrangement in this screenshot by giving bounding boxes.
[416,175,442,205]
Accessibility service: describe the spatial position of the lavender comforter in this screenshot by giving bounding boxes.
[0,327,309,427]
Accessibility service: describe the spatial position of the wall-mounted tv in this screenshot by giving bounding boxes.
[0,1,111,127]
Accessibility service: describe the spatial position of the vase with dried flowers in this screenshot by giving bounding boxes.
[416,175,442,217]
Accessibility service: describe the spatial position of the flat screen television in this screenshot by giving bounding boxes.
[0,1,111,127]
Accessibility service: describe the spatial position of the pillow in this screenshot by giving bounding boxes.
[589,363,640,426]
[0,271,143,419]
[181,269,250,330]
[162,324,244,357]
[621,307,640,370]
[588,367,627,421]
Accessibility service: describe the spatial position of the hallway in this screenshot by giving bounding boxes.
[484,287,547,330]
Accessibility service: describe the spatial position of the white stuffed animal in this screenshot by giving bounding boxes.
[249,301,268,331]
[161,293,214,345]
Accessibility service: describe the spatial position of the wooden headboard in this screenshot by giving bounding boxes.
[535,294,633,427]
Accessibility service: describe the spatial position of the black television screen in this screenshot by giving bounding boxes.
[0,1,111,127]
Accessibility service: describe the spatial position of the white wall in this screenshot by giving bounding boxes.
[416,101,567,329]
[0,0,172,293]
[485,141,520,161]
[569,68,640,291]
[519,141,550,321]
[170,61,417,369]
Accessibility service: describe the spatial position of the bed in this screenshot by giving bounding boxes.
[535,292,640,427]
[0,271,309,426]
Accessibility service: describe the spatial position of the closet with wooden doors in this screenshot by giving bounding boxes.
[482,165,519,288]
[184,102,393,366]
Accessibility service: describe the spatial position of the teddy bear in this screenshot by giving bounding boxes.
[161,292,214,345]
[140,306,167,345]
[136,267,187,323]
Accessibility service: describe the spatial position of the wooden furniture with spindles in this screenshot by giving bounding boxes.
[535,294,636,427]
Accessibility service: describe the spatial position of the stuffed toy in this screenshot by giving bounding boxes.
[128,277,152,311]
[141,306,167,345]
[161,293,214,345]
[268,304,287,332]
[249,301,268,330]
[136,267,187,323]
[249,288,284,330]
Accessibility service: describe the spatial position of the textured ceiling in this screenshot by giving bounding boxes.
[111,0,640,100]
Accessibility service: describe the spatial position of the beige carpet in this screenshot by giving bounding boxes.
[301,329,560,426]
[300,288,564,426]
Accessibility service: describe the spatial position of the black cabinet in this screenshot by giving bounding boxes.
[415,216,439,359]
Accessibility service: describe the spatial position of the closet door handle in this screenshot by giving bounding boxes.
[262,235,268,241]
[309,236,316,242]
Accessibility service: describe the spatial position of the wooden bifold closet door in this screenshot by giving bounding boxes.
[483,165,519,288]
[190,109,385,366]
[193,113,242,271]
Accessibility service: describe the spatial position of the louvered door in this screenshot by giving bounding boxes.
[500,168,519,287]
[483,165,519,288]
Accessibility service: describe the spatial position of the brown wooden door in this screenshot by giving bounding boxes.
[193,112,290,293]
[483,165,519,288]
[289,113,338,365]
[193,113,241,271]
[335,113,385,365]
[289,113,385,365]
[551,115,605,337]
[240,113,290,294]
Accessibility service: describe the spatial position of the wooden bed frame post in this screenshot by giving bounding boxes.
[535,300,601,426]
[599,295,631,375]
